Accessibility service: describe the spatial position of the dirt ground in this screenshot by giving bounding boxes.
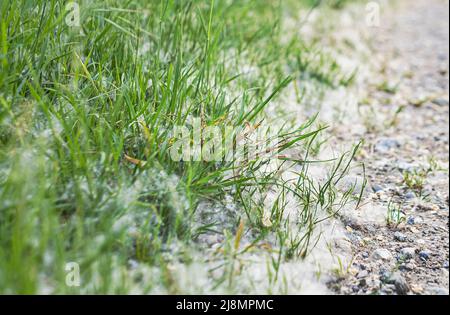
[321,0,449,295]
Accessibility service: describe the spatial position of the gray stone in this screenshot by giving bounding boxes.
[400,247,416,259]
[390,272,410,295]
[404,263,415,271]
[419,250,431,261]
[359,278,367,287]
[357,270,369,279]
[379,269,391,283]
[372,248,393,261]
[407,216,424,225]
[414,217,424,224]
[405,191,416,199]
[372,184,384,193]
[432,98,449,107]
[394,231,407,242]
[375,138,401,152]
[381,284,396,294]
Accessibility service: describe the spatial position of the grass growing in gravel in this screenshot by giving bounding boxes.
[0,0,360,294]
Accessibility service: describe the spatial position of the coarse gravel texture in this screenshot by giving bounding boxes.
[318,0,449,295]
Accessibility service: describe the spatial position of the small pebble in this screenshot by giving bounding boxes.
[359,278,367,287]
[375,138,401,152]
[400,247,416,259]
[382,284,396,294]
[385,271,410,295]
[399,262,416,271]
[394,231,407,242]
[432,98,449,107]
[357,270,369,279]
[405,191,416,199]
[419,250,431,261]
[372,248,393,261]
[372,184,383,193]
[379,269,391,283]
[407,216,424,225]
[405,263,415,271]
[391,273,410,295]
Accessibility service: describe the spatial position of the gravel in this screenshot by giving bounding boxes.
[385,271,409,291]
[322,0,449,295]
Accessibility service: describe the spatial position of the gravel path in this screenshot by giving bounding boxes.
[326,0,449,295]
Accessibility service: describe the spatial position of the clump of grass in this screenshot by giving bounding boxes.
[401,157,444,197]
[386,199,405,227]
[377,80,399,94]
[0,0,359,293]
[402,169,428,196]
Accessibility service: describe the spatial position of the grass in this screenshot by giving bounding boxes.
[401,156,447,198]
[0,0,360,294]
[386,199,405,227]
